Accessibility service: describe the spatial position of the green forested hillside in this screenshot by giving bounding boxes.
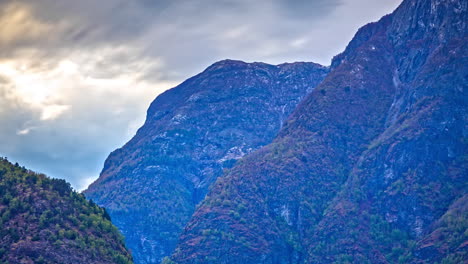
[0,158,133,264]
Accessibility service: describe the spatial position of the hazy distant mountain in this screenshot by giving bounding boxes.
[84,60,328,263]
[0,158,133,264]
[168,0,467,263]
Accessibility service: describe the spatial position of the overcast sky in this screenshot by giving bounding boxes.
[0,0,402,191]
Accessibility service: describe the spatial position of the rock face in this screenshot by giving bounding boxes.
[0,158,133,264]
[84,60,328,263]
[170,0,467,263]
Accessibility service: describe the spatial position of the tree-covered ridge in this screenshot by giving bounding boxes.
[0,158,133,264]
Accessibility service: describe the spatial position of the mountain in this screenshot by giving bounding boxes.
[84,60,328,263]
[0,158,133,264]
[169,0,467,263]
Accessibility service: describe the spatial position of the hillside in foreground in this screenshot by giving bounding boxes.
[0,158,133,264]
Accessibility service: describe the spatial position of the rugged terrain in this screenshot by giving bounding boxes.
[169,0,467,263]
[84,61,328,263]
[0,158,133,264]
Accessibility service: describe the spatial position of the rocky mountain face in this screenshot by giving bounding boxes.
[0,158,133,264]
[84,61,328,263]
[169,0,467,263]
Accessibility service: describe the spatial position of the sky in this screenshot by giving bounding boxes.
[0,0,403,191]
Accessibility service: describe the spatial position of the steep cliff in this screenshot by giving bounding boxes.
[170,0,467,263]
[84,60,328,263]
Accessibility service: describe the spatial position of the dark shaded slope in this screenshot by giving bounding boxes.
[0,158,133,264]
[307,23,467,263]
[84,60,328,263]
[171,0,467,263]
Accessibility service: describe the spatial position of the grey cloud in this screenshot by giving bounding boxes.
[277,0,343,19]
[0,0,343,59]
[0,74,157,190]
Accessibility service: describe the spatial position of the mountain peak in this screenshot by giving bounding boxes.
[84,58,328,263]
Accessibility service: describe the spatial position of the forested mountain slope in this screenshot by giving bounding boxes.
[0,158,133,264]
[170,0,467,263]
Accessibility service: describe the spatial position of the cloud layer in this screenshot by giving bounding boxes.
[0,0,402,190]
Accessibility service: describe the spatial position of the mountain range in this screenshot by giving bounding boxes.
[2,0,466,263]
